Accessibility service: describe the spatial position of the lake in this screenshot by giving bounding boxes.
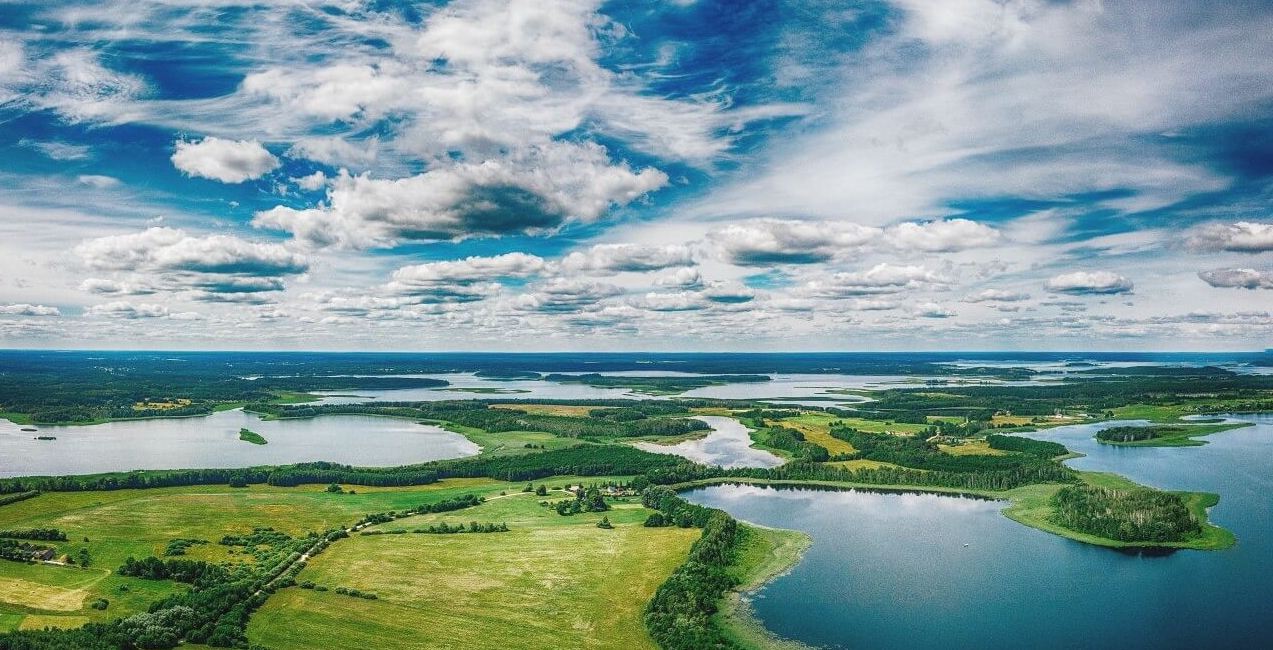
[633,416,785,469]
[684,413,1273,649]
[0,409,478,477]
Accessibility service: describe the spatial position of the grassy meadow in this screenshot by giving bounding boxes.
[247,492,698,650]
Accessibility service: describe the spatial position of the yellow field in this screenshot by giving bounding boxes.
[779,414,856,455]
[248,495,698,650]
[0,576,89,612]
[990,414,1036,426]
[132,398,193,410]
[826,459,909,471]
[489,404,607,416]
[938,440,1008,456]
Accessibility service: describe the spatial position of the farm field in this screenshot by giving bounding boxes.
[247,493,698,650]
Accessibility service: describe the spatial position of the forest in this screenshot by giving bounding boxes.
[1050,485,1201,543]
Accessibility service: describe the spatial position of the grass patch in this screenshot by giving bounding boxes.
[238,428,268,445]
[248,493,698,650]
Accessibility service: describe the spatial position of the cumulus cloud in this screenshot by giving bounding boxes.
[75,227,307,302]
[0,303,60,316]
[915,302,956,318]
[559,243,694,274]
[514,278,623,313]
[1186,222,1273,253]
[964,289,1031,303]
[800,264,948,298]
[77,227,305,276]
[1197,268,1273,290]
[884,219,1000,252]
[255,143,666,248]
[656,267,704,289]
[385,253,545,302]
[86,301,172,319]
[711,219,880,265]
[1045,271,1134,295]
[702,281,755,304]
[634,291,706,312]
[171,137,279,183]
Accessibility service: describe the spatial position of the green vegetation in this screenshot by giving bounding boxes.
[1095,423,1248,446]
[237,428,267,445]
[1050,485,1200,543]
[985,434,1069,457]
[247,492,697,650]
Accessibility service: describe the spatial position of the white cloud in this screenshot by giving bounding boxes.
[1045,271,1134,295]
[514,278,623,313]
[1197,268,1273,290]
[711,219,880,265]
[1186,222,1273,253]
[559,243,694,274]
[0,303,60,316]
[702,281,755,304]
[86,301,171,319]
[293,171,328,191]
[75,227,307,303]
[915,302,956,319]
[255,142,666,248]
[964,289,1031,303]
[19,139,92,161]
[76,175,121,189]
[656,267,704,288]
[884,219,1000,252]
[171,137,279,183]
[800,264,948,298]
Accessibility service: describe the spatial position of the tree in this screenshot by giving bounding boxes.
[325,483,343,493]
[535,484,547,496]
[596,516,613,529]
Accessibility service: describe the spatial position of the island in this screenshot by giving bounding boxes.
[238,428,268,445]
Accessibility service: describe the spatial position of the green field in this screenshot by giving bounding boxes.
[0,479,522,630]
[247,493,698,650]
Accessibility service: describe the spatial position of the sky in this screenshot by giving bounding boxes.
[0,0,1270,351]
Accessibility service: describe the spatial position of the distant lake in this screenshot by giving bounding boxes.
[684,413,1273,649]
[633,416,785,469]
[0,409,478,477]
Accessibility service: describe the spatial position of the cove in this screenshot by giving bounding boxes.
[683,413,1273,650]
[0,409,478,477]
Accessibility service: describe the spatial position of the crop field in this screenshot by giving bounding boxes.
[0,478,564,631]
[778,413,856,455]
[248,493,698,650]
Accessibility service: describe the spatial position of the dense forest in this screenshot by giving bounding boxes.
[1095,426,1183,443]
[1050,485,1201,542]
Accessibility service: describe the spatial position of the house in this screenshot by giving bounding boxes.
[31,548,55,562]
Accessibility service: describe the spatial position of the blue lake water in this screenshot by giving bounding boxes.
[684,413,1273,650]
[0,409,478,477]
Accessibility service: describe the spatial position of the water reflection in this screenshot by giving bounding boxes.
[632,416,785,469]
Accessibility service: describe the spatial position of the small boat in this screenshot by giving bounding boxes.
[34,436,57,441]
[963,543,970,547]
[20,428,37,432]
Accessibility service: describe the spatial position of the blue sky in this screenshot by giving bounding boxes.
[0,0,1270,350]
